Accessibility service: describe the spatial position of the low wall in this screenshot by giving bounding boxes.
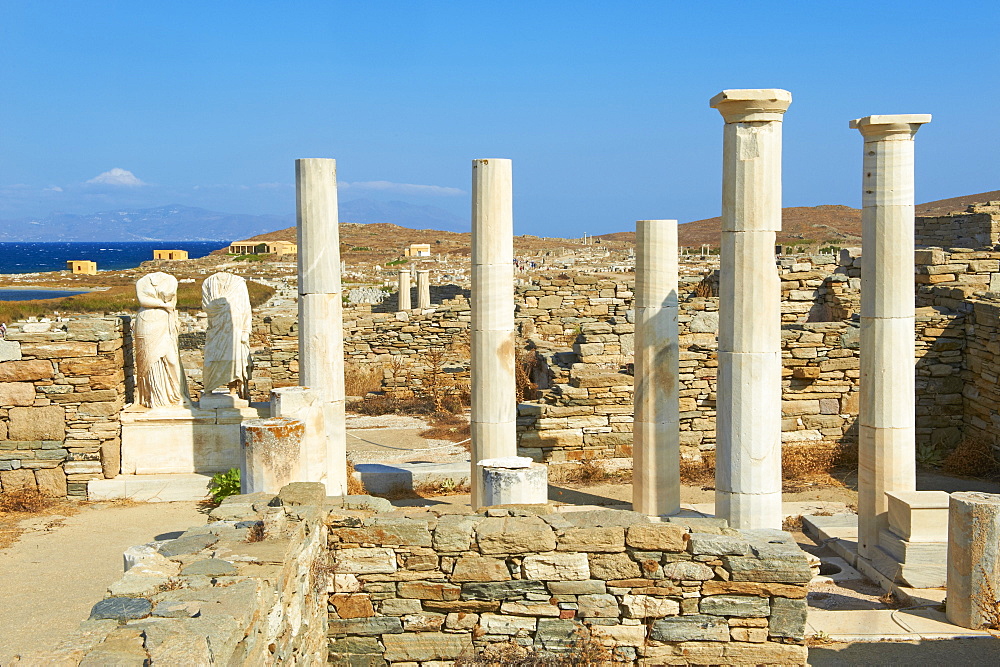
[327,506,810,665]
[23,483,333,664]
[0,317,128,497]
[915,203,1000,249]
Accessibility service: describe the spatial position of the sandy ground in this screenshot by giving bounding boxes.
[0,500,206,664]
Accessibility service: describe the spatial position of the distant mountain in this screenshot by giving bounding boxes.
[0,205,292,242]
[0,198,467,241]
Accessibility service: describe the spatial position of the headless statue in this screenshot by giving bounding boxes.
[201,272,252,399]
[134,272,190,408]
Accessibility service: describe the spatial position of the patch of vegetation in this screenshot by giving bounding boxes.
[349,246,373,251]
[0,279,274,323]
[943,434,1000,479]
[385,258,408,266]
[0,488,48,513]
[231,253,267,262]
[208,467,241,505]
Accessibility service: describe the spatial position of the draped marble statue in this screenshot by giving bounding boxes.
[202,272,252,399]
[135,272,190,408]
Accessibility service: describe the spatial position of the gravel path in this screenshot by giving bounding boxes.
[0,500,206,664]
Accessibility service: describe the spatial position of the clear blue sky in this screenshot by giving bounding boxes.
[1,1,997,237]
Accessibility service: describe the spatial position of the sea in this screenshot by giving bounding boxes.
[0,241,226,274]
[0,241,227,301]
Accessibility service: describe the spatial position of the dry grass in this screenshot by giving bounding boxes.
[516,347,539,402]
[0,489,81,551]
[344,362,385,397]
[346,460,367,496]
[0,488,49,513]
[679,451,716,487]
[419,411,471,448]
[781,443,854,491]
[412,479,471,497]
[943,434,1000,479]
[245,522,266,543]
[558,459,629,486]
[782,515,804,532]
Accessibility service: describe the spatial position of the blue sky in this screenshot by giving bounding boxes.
[1,1,997,237]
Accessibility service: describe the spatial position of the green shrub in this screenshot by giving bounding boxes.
[208,467,241,505]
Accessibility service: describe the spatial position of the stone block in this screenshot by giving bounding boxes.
[0,382,35,407]
[724,642,808,663]
[621,594,680,618]
[460,580,547,601]
[547,580,607,595]
[100,440,120,479]
[401,612,445,631]
[500,601,560,616]
[626,524,687,551]
[650,615,729,642]
[688,533,750,556]
[451,555,511,582]
[577,593,619,618]
[330,594,375,619]
[768,596,807,639]
[432,514,478,552]
[89,597,152,622]
[328,616,403,636]
[334,547,397,574]
[0,360,53,382]
[700,595,769,617]
[335,517,432,547]
[521,552,590,581]
[34,467,67,496]
[479,612,536,635]
[476,515,556,554]
[398,581,460,601]
[723,554,812,583]
[886,490,949,542]
[556,526,626,552]
[1,468,36,492]
[380,598,423,616]
[7,406,65,441]
[700,581,806,599]
[19,341,97,358]
[662,560,714,581]
[0,340,21,362]
[588,552,641,580]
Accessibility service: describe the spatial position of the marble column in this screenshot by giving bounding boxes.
[633,220,680,517]
[397,270,411,311]
[416,269,431,309]
[470,158,518,509]
[850,114,931,558]
[710,89,791,530]
[296,157,347,495]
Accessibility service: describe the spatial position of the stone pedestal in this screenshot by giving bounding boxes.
[850,114,931,557]
[397,270,411,311]
[470,158,517,509]
[241,417,305,494]
[633,219,680,517]
[120,403,264,475]
[711,89,791,530]
[416,269,431,309]
[874,490,949,588]
[270,386,326,485]
[296,157,347,494]
[947,492,1000,629]
[479,459,548,506]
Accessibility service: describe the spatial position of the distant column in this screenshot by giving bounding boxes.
[470,158,518,509]
[416,269,431,309]
[711,89,791,530]
[397,270,411,311]
[296,157,346,495]
[851,114,931,558]
[633,219,680,517]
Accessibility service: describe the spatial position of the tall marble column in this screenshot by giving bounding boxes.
[397,270,411,311]
[710,89,791,530]
[471,158,517,508]
[850,114,931,558]
[416,269,431,309]
[296,158,347,495]
[633,219,680,517]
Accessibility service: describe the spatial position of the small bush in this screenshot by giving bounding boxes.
[344,362,385,397]
[347,460,367,495]
[679,451,716,487]
[943,434,1000,479]
[208,468,241,505]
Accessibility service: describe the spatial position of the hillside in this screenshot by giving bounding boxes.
[599,190,999,247]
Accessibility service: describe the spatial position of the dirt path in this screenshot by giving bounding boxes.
[0,500,206,664]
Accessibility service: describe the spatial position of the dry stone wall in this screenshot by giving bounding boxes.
[0,317,128,497]
[915,202,1000,249]
[326,505,810,665]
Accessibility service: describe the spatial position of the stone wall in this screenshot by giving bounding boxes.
[326,506,810,665]
[961,300,1000,447]
[23,483,332,664]
[0,317,128,497]
[915,202,1000,249]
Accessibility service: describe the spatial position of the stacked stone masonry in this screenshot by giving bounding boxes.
[327,504,810,665]
[0,317,128,497]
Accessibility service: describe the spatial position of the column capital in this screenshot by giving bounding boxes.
[850,114,931,140]
[711,89,791,123]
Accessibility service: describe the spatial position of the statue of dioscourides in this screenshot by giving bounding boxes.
[201,272,252,399]
[134,272,190,408]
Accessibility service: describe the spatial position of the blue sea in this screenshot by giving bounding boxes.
[0,241,226,274]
